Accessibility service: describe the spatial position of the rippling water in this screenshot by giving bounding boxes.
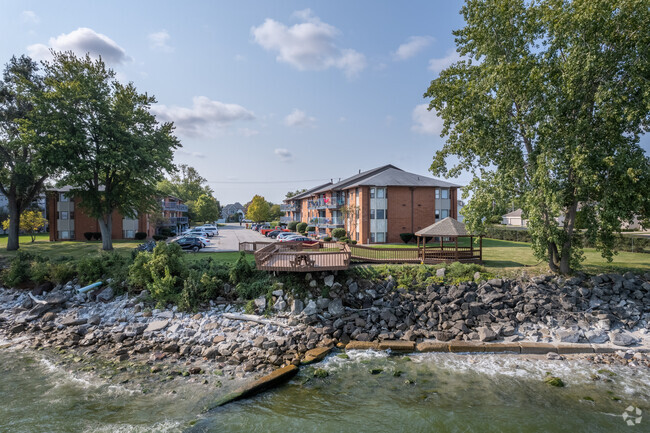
[1,347,649,433]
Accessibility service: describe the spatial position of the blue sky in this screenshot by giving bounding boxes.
[1,2,648,205]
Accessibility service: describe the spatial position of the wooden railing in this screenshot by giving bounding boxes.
[239,241,275,253]
[350,245,420,263]
[254,242,351,272]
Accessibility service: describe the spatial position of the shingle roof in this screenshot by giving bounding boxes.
[286,182,333,202]
[345,167,462,189]
[415,217,469,237]
[502,209,523,218]
[310,164,399,194]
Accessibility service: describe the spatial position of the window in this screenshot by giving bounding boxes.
[377,188,385,199]
[370,188,375,199]
[370,232,375,243]
[376,209,385,220]
[441,189,449,199]
[435,189,440,199]
[59,193,69,202]
[123,230,135,239]
[370,209,375,219]
[435,210,440,220]
[441,209,449,218]
[58,231,70,239]
[376,232,385,243]
[59,211,69,220]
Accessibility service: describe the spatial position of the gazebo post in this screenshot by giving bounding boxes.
[470,235,474,260]
[479,235,483,263]
[417,236,420,260]
[455,235,458,262]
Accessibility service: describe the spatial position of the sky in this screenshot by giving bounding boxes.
[1,1,648,205]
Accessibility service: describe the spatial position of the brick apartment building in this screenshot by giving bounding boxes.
[47,187,188,241]
[281,165,461,244]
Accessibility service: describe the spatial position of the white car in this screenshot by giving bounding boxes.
[278,234,304,242]
[201,225,219,236]
[196,235,210,247]
[276,232,298,240]
[183,228,212,238]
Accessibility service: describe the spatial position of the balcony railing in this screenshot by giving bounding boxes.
[160,216,189,226]
[310,217,344,228]
[281,203,298,212]
[308,198,345,210]
[162,203,188,212]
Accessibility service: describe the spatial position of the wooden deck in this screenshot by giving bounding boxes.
[250,240,481,272]
[254,242,351,272]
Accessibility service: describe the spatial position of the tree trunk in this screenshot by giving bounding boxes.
[98,214,113,251]
[6,197,20,251]
[559,201,579,275]
[547,242,559,273]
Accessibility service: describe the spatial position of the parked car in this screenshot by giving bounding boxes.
[276,232,297,240]
[281,236,319,245]
[183,228,212,238]
[261,226,288,236]
[267,230,284,238]
[201,225,219,236]
[172,236,203,252]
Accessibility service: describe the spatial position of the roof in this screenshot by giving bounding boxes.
[310,164,400,194]
[415,217,469,237]
[344,166,462,189]
[502,209,523,218]
[286,182,333,202]
[223,202,245,214]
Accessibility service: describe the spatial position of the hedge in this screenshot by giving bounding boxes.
[400,233,414,244]
[297,222,308,234]
[485,226,650,254]
[288,221,298,231]
[332,228,346,239]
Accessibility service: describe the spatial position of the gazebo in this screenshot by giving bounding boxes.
[414,217,482,264]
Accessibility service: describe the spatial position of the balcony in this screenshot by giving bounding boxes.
[160,216,189,226]
[308,198,345,210]
[280,203,298,212]
[162,203,188,212]
[310,217,344,228]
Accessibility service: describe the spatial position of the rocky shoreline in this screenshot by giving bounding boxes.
[1,270,650,381]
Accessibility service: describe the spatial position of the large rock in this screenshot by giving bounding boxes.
[556,329,582,343]
[273,297,287,312]
[44,293,69,305]
[254,296,266,312]
[124,323,147,337]
[302,300,318,316]
[328,298,344,317]
[291,299,304,315]
[478,327,497,342]
[323,275,335,287]
[609,331,638,347]
[436,268,446,278]
[61,316,87,326]
[96,287,115,302]
[145,320,169,333]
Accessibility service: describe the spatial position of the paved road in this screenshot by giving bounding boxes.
[201,223,272,252]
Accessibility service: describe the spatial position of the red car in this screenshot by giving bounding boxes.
[261,226,289,236]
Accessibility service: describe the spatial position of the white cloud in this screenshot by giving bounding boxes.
[21,11,39,24]
[238,127,260,137]
[284,109,316,127]
[411,104,443,135]
[428,49,461,73]
[274,148,292,161]
[27,27,129,64]
[148,30,173,52]
[176,149,206,158]
[251,9,366,78]
[151,96,255,137]
[393,36,434,61]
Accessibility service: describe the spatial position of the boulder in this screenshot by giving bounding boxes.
[61,316,87,326]
[328,298,344,317]
[96,287,115,302]
[254,296,266,312]
[302,300,318,316]
[291,299,304,315]
[436,268,446,278]
[323,275,335,287]
[145,320,169,333]
[478,327,497,342]
[555,329,582,343]
[273,297,287,312]
[609,331,638,347]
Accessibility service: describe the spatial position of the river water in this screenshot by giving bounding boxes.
[1,348,648,432]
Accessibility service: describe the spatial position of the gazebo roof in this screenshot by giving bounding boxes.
[415,217,469,237]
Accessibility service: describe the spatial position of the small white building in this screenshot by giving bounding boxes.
[502,209,527,227]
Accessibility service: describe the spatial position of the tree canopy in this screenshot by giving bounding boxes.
[246,195,270,222]
[285,188,307,199]
[37,52,179,250]
[0,55,51,251]
[425,0,650,274]
[194,193,220,222]
[158,164,219,223]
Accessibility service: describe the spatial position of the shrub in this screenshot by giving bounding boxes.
[128,242,187,304]
[288,221,298,231]
[30,259,52,283]
[307,226,315,232]
[323,236,332,242]
[400,233,414,244]
[297,222,308,234]
[92,232,102,241]
[332,228,347,239]
[236,276,271,300]
[160,228,172,237]
[229,251,253,285]
[49,262,77,284]
[351,240,357,245]
[152,234,167,241]
[1,251,35,287]
[177,270,219,312]
[84,232,93,241]
[135,232,147,240]
[77,252,131,286]
[270,221,280,228]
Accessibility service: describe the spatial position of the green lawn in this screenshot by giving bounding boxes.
[0,234,646,273]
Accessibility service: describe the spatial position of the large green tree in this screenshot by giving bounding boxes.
[0,55,50,251]
[158,164,217,222]
[246,195,270,222]
[194,193,220,222]
[425,0,650,274]
[38,52,179,250]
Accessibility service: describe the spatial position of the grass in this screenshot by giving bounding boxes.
[0,234,646,274]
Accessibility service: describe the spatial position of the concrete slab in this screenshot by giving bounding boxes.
[416,341,449,352]
[345,341,380,350]
[301,346,332,364]
[483,342,521,353]
[556,343,594,354]
[519,342,557,354]
[448,341,486,353]
[378,340,416,352]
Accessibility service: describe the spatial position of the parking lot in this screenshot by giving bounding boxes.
[200,223,272,252]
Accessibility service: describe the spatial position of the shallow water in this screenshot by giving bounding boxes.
[1,348,649,432]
